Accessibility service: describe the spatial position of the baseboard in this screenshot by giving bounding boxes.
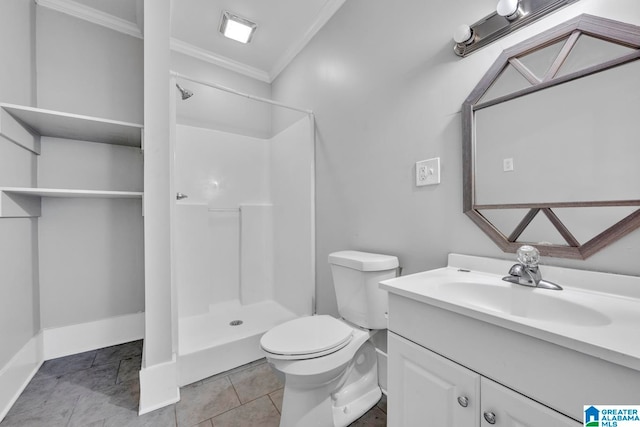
[138,354,180,415]
[42,312,145,360]
[0,333,44,422]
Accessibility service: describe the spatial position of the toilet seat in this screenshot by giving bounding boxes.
[261,315,354,360]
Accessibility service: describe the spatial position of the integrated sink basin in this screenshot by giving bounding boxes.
[380,254,640,372]
[434,279,611,327]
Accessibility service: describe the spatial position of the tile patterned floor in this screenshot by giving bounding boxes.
[1,340,387,426]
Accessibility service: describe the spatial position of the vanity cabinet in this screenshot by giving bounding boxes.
[388,332,580,427]
[387,331,479,426]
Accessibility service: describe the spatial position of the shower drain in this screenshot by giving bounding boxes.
[229,320,243,326]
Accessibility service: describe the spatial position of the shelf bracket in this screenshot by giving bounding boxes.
[0,108,41,155]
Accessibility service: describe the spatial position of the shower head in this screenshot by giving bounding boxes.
[176,83,193,100]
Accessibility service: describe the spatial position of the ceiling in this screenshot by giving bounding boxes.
[38,0,346,83]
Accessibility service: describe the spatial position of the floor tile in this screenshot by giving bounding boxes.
[66,380,140,427]
[93,340,143,367]
[211,396,280,427]
[35,349,97,378]
[376,394,387,413]
[349,406,387,427]
[103,404,177,427]
[175,377,241,427]
[1,339,387,427]
[117,355,142,384]
[55,362,120,397]
[228,363,283,404]
[0,385,79,427]
[268,388,283,414]
[201,359,267,385]
[4,374,59,417]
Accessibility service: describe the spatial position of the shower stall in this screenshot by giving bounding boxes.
[169,73,315,385]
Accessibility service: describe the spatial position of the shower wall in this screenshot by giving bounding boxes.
[174,125,271,317]
[174,115,314,319]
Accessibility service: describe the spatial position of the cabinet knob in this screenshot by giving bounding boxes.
[483,411,497,424]
[457,396,469,407]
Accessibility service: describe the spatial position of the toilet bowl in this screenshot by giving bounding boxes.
[260,251,399,427]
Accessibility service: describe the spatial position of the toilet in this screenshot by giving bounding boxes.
[260,250,399,427]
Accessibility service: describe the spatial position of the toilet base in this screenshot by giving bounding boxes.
[277,340,380,427]
[332,386,381,427]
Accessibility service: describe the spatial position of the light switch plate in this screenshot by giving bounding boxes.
[416,157,440,186]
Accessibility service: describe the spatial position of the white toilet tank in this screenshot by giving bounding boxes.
[328,251,399,330]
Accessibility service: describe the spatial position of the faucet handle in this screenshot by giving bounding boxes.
[517,245,539,267]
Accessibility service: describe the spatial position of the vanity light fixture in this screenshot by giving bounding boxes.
[452,0,579,57]
[220,11,257,44]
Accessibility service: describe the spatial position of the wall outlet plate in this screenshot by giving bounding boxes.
[416,157,440,186]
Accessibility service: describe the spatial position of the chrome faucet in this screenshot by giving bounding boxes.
[502,245,562,291]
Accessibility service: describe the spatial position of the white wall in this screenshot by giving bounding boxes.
[36,6,143,124]
[272,0,640,315]
[171,52,272,138]
[270,116,315,316]
[0,0,38,369]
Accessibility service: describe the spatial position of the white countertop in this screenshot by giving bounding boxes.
[380,254,640,372]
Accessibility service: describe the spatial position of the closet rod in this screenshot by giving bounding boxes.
[170,71,314,115]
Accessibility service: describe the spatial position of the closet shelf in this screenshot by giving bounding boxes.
[1,187,143,198]
[0,187,143,218]
[0,103,143,153]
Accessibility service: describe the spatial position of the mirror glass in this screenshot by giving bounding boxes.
[475,59,640,205]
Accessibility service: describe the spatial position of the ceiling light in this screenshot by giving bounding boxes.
[220,11,257,44]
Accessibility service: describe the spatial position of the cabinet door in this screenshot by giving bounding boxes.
[388,332,480,427]
[480,377,581,427]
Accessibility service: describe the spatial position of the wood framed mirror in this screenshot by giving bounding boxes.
[462,14,640,259]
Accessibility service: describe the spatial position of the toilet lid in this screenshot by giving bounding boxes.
[261,315,353,357]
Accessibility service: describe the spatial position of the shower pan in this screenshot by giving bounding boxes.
[171,73,315,385]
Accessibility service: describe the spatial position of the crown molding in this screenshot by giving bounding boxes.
[35,0,142,39]
[170,38,271,83]
[34,0,347,84]
[269,0,347,81]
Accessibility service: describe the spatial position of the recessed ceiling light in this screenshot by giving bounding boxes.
[220,11,257,44]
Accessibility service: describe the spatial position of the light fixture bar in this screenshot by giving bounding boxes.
[453,0,579,57]
[220,11,257,44]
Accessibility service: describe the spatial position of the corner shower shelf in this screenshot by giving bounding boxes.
[0,103,143,154]
[0,187,144,218]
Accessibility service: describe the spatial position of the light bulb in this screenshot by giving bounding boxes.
[497,0,521,20]
[453,24,474,45]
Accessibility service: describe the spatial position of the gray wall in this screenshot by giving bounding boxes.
[36,6,143,123]
[34,6,145,328]
[272,0,640,315]
[0,0,39,368]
